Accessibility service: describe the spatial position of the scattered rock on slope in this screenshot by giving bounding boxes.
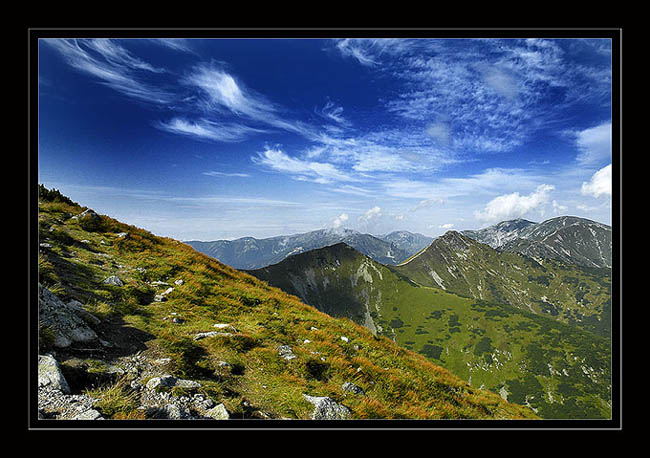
[39,284,98,348]
[303,394,351,419]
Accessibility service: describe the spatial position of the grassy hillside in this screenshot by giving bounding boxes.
[250,244,612,419]
[36,187,537,420]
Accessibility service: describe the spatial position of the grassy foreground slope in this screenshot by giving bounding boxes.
[250,244,612,419]
[36,187,537,420]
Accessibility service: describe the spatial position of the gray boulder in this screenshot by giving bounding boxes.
[39,285,98,348]
[303,394,351,420]
[38,354,71,394]
[205,403,230,420]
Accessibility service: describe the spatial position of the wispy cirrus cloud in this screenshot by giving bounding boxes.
[155,117,267,143]
[332,38,612,156]
[203,171,251,178]
[148,38,196,54]
[43,38,174,104]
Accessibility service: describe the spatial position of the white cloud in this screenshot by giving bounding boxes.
[358,206,382,222]
[319,100,348,125]
[425,122,451,145]
[185,64,276,119]
[439,223,454,229]
[475,184,555,223]
[411,198,445,212]
[481,65,519,100]
[552,200,569,214]
[334,39,379,66]
[332,213,349,228]
[203,171,251,178]
[155,117,266,142]
[574,122,611,166]
[253,148,353,184]
[581,164,611,198]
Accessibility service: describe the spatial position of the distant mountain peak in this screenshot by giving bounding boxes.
[461,215,612,268]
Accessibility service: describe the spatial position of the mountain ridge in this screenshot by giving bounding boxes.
[185,228,413,270]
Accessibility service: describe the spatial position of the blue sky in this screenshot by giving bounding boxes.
[38,37,613,240]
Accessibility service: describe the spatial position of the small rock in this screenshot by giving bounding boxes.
[342,382,366,396]
[146,375,177,391]
[102,275,124,287]
[39,243,53,249]
[174,279,184,286]
[340,336,349,343]
[153,294,167,302]
[71,409,103,420]
[205,403,230,420]
[116,232,129,239]
[175,379,201,390]
[161,287,174,296]
[193,331,233,341]
[277,345,297,361]
[154,358,172,366]
[302,395,351,420]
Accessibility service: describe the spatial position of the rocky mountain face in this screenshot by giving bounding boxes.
[185,228,411,270]
[462,216,612,269]
[248,241,612,419]
[461,219,536,248]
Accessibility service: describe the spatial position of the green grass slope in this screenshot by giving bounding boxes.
[250,243,612,419]
[36,187,537,420]
[394,231,612,338]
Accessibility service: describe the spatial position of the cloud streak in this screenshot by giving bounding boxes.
[43,39,174,104]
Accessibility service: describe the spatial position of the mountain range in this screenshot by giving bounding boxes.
[185,228,431,270]
[187,216,610,272]
[248,219,613,419]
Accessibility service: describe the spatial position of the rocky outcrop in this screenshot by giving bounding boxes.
[39,285,98,348]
